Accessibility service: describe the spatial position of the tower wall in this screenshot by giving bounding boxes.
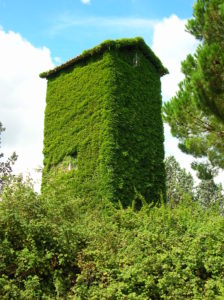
[42,51,115,199]
[106,48,166,205]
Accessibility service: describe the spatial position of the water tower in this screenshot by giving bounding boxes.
[40,37,168,206]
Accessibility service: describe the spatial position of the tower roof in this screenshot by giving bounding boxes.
[40,37,168,79]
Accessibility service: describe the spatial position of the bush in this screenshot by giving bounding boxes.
[0,177,86,299]
[1,178,224,299]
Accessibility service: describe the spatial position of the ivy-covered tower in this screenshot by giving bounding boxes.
[40,37,168,206]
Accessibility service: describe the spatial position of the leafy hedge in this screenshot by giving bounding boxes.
[1,179,224,299]
[42,38,166,205]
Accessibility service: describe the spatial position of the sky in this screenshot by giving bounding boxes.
[1,0,221,190]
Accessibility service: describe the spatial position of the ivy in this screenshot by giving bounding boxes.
[41,38,167,206]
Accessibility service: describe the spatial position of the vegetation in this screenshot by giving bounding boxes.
[165,156,224,208]
[165,156,194,203]
[40,37,167,79]
[163,0,224,169]
[0,122,17,192]
[42,38,167,206]
[1,1,224,298]
[2,123,223,298]
[1,124,223,298]
[0,175,224,299]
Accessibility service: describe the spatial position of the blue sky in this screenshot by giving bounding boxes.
[0,0,195,61]
[2,0,213,188]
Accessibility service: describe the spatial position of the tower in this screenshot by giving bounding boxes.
[40,38,168,206]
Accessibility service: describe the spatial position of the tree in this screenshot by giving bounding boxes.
[165,156,224,207]
[165,156,195,203]
[163,0,224,169]
[0,122,17,191]
[196,179,223,208]
[192,161,224,207]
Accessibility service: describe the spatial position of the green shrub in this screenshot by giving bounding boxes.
[0,178,86,299]
[1,178,224,299]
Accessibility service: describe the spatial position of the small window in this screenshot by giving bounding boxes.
[58,153,78,172]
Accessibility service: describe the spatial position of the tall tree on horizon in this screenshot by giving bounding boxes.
[0,122,17,191]
[165,156,195,203]
[163,0,224,169]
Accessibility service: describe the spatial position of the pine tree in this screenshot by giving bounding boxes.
[192,161,224,207]
[163,0,224,169]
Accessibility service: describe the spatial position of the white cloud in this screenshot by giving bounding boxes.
[151,16,197,161]
[151,15,199,177]
[152,15,198,100]
[0,28,54,189]
[164,124,196,176]
[81,0,91,4]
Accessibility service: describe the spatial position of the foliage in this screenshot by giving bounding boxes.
[191,161,218,181]
[42,38,167,206]
[0,177,86,299]
[165,156,224,208]
[1,178,224,299]
[196,178,223,208]
[163,0,224,169]
[0,122,17,192]
[192,161,224,208]
[165,156,194,203]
